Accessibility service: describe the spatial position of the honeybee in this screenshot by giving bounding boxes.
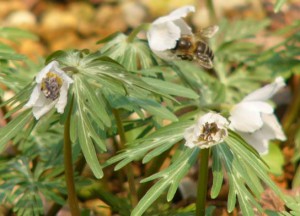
[171,25,219,69]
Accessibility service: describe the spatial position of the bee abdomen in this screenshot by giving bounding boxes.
[195,41,214,61]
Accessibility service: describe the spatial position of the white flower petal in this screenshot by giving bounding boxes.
[261,114,286,141]
[153,5,195,25]
[55,82,69,113]
[173,19,192,35]
[238,131,269,155]
[53,63,74,84]
[25,61,73,120]
[184,112,229,149]
[35,61,58,83]
[32,97,57,120]
[243,101,273,114]
[243,77,285,102]
[23,86,41,108]
[148,21,181,51]
[229,103,263,132]
[147,5,195,54]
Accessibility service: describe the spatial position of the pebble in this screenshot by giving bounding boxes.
[4,10,36,27]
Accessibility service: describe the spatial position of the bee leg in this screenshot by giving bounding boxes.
[178,54,193,61]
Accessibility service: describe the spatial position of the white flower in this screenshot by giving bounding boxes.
[147,5,195,60]
[229,77,287,154]
[24,61,73,120]
[184,112,229,149]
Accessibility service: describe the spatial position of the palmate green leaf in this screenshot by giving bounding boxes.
[274,0,286,13]
[214,144,263,216]
[0,27,38,41]
[80,78,111,127]
[131,147,199,216]
[214,19,270,46]
[227,131,282,196]
[96,31,122,44]
[211,131,285,215]
[102,88,145,118]
[105,120,193,170]
[0,83,34,113]
[211,147,223,199]
[281,196,300,216]
[77,115,104,178]
[262,143,284,175]
[129,97,177,122]
[0,109,33,152]
[141,77,199,99]
[0,157,65,216]
[215,41,259,62]
[0,43,14,52]
[0,52,26,60]
[47,49,176,103]
[0,59,42,92]
[99,33,155,70]
[13,190,44,216]
[73,77,106,179]
[98,77,177,121]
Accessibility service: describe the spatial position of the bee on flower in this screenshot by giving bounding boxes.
[184,112,229,149]
[147,5,219,69]
[24,61,73,120]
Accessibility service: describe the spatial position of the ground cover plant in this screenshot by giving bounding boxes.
[0,0,299,215]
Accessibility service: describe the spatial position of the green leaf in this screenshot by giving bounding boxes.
[211,131,286,215]
[96,31,122,44]
[76,113,104,179]
[105,120,193,169]
[274,0,286,13]
[141,77,199,99]
[130,98,177,122]
[0,110,33,152]
[0,52,26,60]
[73,76,107,179]
[0,27,38,41]
[99,33,155,70]
[262,143,284,175]
[227,132,283,198]
[211,147,223,199]
[132,147,199,216]
[80,78,111,127]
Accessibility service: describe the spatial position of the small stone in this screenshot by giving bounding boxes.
[121,1,147,28]
[42,9,78,29]
[4,10,37,27]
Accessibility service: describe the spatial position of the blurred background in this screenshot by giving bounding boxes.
[0,0,299,60]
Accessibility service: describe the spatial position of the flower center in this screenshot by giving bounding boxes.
[40,72,63,100]
[198,122,219,142]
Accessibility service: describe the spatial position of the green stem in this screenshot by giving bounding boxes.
[196,148,210,216]
[64,96,80,216]
[127,23,151,43]
[206,0,217,23]
[47,156,86,216]
[112,109,138,207]
[282,78,300,132]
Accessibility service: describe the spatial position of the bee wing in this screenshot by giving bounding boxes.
[198,25,219,39]
[194,54,214,69]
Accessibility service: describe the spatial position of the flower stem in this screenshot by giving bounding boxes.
[112,109,138,207]
[196,148,210,216]
[127,23,151,43]
[64,96,80,216]
[206,0,217,23]
[282,76,300,132]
